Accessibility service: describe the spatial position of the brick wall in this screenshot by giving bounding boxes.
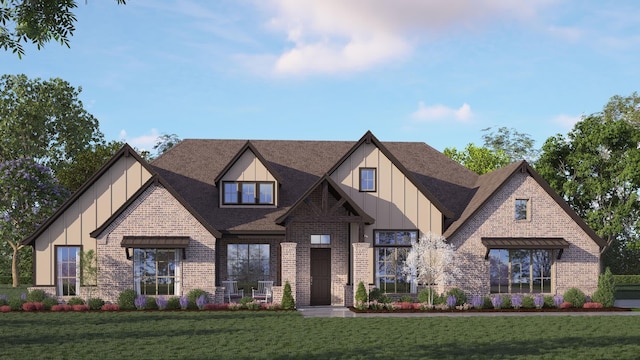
[352,242,371,306]
[449,172,600,297]
[94,184,217,303]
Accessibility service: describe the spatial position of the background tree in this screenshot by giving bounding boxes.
[56,140,124,193]
[153,133,181,158]
[443,143,511,175]
[1,0,125,58]
[0,74,104,174]
[536,92,640,273]
[0,159,68,287]
[481,126,539,162]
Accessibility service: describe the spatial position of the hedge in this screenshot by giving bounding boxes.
[613,275,640,285]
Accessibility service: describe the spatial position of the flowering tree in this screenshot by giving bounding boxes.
[0,158,68,287]
[402,233,458,306]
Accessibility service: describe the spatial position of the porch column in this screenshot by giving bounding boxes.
[280,242,297,304]
[351,242,370,306]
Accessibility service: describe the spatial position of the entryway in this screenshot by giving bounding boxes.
[310,248,331,305]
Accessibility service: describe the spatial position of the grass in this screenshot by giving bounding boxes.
[1,311,640,359]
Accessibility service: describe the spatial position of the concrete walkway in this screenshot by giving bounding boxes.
[297,304,640,318]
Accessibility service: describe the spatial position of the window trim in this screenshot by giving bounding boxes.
[310,234,331,245]
[488,248,554,294]
[55,245,81,297]
[373,230,418,294]
[226,243,271,289]
[359,167,377,192]
[515,198,530,221]
[222,181,275,205]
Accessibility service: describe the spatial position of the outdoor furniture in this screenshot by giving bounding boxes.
[252,280,273,303]
[222,280,244,303]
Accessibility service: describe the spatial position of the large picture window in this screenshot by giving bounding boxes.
[223,182,274,205]
[227,244,270,290]
[133,249,179,296]
[374,230,418,293]
[56,246,80,296]
[489,249,552,293]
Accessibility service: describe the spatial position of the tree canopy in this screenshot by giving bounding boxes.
[1,0,125,58]
[481,126,539,162]
[536,92,640,274]
[443,143,511,175]
[55,140,124,193]
[0,74,103,174]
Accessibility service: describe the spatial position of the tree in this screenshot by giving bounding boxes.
[0,158,68,287]
[153,133,181,158]
[481,126,539,162]
[56,141,124,193]
[402,233,458,306]
[80,249,98,298]
[0,74,104,174]
[536,93,640,273]
[443,143,511,175]
[1,0,126,58]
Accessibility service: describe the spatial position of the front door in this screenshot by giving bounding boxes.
[310,248,331,305]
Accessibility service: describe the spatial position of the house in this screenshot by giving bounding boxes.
[22,131,605,306]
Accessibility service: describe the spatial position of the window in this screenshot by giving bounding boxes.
[311,235,330,244]
[133,249,179,296]
[515,199,529,220]
[56,246,80,296]
[489,249,552,293]
[359,168,376,192]
[374,230,418,293]
[223,182,274,205]
[227,244,270,290]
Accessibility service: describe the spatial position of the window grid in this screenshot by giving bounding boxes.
[374,230,418,294]
[56,246,80,296]
[222,181,275,205]
[359,168,376,192]
[134,249,178,296]
[489,249,552,294]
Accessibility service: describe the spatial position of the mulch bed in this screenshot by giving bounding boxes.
[348,307,631,313]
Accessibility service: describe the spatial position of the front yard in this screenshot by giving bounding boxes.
[1,311,640,359]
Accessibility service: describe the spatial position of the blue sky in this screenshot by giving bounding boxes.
[4,0,640,152]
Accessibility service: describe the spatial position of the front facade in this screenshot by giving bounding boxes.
[22,131,605,305]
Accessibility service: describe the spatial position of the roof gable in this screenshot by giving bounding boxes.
[213,140,283,185]
[326,131,455,219]
[443,161,606,248]
[21,144,154,246]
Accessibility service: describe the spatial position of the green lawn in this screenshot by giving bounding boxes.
[1,311,640,359]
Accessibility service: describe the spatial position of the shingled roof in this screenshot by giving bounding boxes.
[149,131,479,234]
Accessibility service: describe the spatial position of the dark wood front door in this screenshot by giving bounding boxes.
[310,248,331,305]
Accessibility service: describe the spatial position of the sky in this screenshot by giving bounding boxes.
[3,0,640,153]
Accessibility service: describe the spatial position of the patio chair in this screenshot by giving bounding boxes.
[252,281,273,303]
[222,280,244,303]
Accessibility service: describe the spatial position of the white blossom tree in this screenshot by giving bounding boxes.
[402,233,458,305]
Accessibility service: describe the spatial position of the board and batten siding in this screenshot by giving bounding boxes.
[331,142,443,239]
[33,156,152,286]
[219,149,278,207]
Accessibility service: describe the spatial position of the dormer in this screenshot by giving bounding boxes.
[214,141,282,208]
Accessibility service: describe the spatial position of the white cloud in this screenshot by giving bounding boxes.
[546,26,583,42]
[119,128,161,151]
[411,102,473,122]
[553,114,581,129]
[262,0,554,75]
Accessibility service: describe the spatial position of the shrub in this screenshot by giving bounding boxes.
[378,294,393,304]
[470,295,483,309]
[553,294,564,308]
[592,267,616,308]
[445,295,456,309]
[87,298,105,310]
[0,295,7,306]
[9,297,24,311]
[543,295,555,308]
[145,296,159,310]
[564,288,587,308]
[368,287,382,302]
[187,289,208,309]
[167,296,181,310]
[239,296,254,306]
[355,281,368,304]
[179,296,189,310]
[51,304,71,312]
[42,297,59,310]
[511,294,523,309]
[445,288,467,306]
[584,302,603,309]
[26,289,47,302]
[245,300,261,310]
[196,295,208,310]
[560,301,573,309]
[533,294,544,309]
[399,295,414,303]
[134,295,147,310]
[67,297,85,306]
[22,302,37,311]
[156,297,168,310]
[482,296,493,309]
[418,288,442,304]
[117,289,137,310]
[491,295,502,309]
[281,281,295,310]
[72,304,89,312]
[266,302,281,310]
[101,303,119,311]
[522,295,535,309]
[613,275,640,285]
[0,305,11,313]
[396,301,413,310]
[502,295,512,309]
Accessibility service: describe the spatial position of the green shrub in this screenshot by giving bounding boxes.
[368,287,382,302]
[378,294,393,304]
[564,288,587,308]
[117,289,137,310]
[67,297,85,306]
[482,296,493,309]
[522,295,535,309]
[167,296,181,310]
[355,281,368,304]
[87,298,104,310]
[144,296,158,310]
[187,289,208,309]
[543,295,555,308]
[418,288,439,303]
[9,297,24,311]
[613,275,640,285]
[281,281,295,310]
[399,295,414,303]
[593,267,616,307]
[502,295,512,309]
[26,289,47,302]
[445,288,467,306]
[0,297,8,306]
[239,296,254,307]
[42,297,58,310]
